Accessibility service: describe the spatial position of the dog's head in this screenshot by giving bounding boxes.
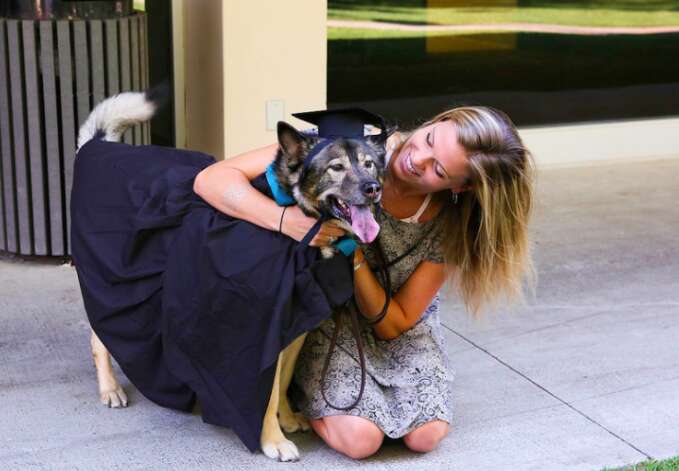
[272,122,390,244]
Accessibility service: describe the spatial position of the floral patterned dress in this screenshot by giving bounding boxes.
[292,206,455,438]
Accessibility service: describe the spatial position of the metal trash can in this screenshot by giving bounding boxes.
[0,0,149,257]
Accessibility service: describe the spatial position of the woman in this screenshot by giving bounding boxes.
[193,106,535,459]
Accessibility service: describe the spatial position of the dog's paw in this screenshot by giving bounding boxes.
[279,410,310,433]
[100,386,128,408]
[261,437,300,462]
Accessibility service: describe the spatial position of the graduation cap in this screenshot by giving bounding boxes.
[292,107,386,139]
[291,107,387,170]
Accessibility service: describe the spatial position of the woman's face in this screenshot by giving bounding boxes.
[390,120,470,194]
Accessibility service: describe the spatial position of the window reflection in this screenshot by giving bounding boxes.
[328,0,679,127]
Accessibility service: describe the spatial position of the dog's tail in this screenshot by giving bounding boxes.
[76,81,170,151]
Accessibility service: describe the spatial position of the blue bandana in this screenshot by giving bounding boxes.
[265,163,357,256]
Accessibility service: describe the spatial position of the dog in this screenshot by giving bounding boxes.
[76,90,388,461]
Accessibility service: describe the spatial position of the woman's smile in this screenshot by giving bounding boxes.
[401,150,421,177]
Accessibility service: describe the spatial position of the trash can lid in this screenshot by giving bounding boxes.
[2,0,134,20]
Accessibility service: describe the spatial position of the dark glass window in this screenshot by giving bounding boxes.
[328,0,679,128]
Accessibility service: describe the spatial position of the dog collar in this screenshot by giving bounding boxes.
[265,163,296,206]
[334,237,357,256]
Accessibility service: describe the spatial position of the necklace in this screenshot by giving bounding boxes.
[383,175,434,220]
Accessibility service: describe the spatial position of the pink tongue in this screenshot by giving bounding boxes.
[349,205,380,243]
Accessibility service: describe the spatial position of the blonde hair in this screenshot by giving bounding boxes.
[397,106,536,315]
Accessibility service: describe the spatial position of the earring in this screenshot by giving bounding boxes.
[451,191,459,204]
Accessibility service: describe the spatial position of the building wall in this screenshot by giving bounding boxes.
[521,117,679,168]
[179,0,224,159]
[222,0,326,159]
[171,0,186,149]
[176,0,326,161]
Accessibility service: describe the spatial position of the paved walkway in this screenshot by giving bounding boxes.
[1,158,678,470]
[328,19,679,36]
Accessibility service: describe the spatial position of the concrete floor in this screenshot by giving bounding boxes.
[1,158,678,470]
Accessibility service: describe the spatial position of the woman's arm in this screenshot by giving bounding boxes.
[193,143,346,244]
[353,247,447,340]
[193,143,282,231]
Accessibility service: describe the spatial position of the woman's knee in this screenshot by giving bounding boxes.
[312,416,384,459]
[403,420,450,453]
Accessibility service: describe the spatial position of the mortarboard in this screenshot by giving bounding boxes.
[291,108,387,171]
[292,107,386,139]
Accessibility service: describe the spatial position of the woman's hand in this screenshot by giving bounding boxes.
[281,205,346,247]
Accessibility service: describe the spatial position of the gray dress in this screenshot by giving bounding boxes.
[292,206,455,438]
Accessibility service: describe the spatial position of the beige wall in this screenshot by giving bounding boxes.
[519,117,679,168]
[171,0,186,149]
[176,0,326,160]
[179,0,224,159]
[222,0,327,159]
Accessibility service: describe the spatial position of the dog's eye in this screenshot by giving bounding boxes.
[330,164,345,171]
[364,161,373,169]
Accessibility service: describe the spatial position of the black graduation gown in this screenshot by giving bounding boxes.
[70,136,351,452]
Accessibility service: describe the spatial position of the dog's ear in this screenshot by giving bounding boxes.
[277,121,308,167]
[365,126,397,168]
[367,125,397,148]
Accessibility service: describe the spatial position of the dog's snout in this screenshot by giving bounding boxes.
[361,181,381,199]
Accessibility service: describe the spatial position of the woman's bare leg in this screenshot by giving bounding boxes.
[403,420,450,453]
[309,415,384,459]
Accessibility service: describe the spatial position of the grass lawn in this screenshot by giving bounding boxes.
[329,27,499,40]
[329,27,538,40]
[603,455,679,471]
[329,0,679,33]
